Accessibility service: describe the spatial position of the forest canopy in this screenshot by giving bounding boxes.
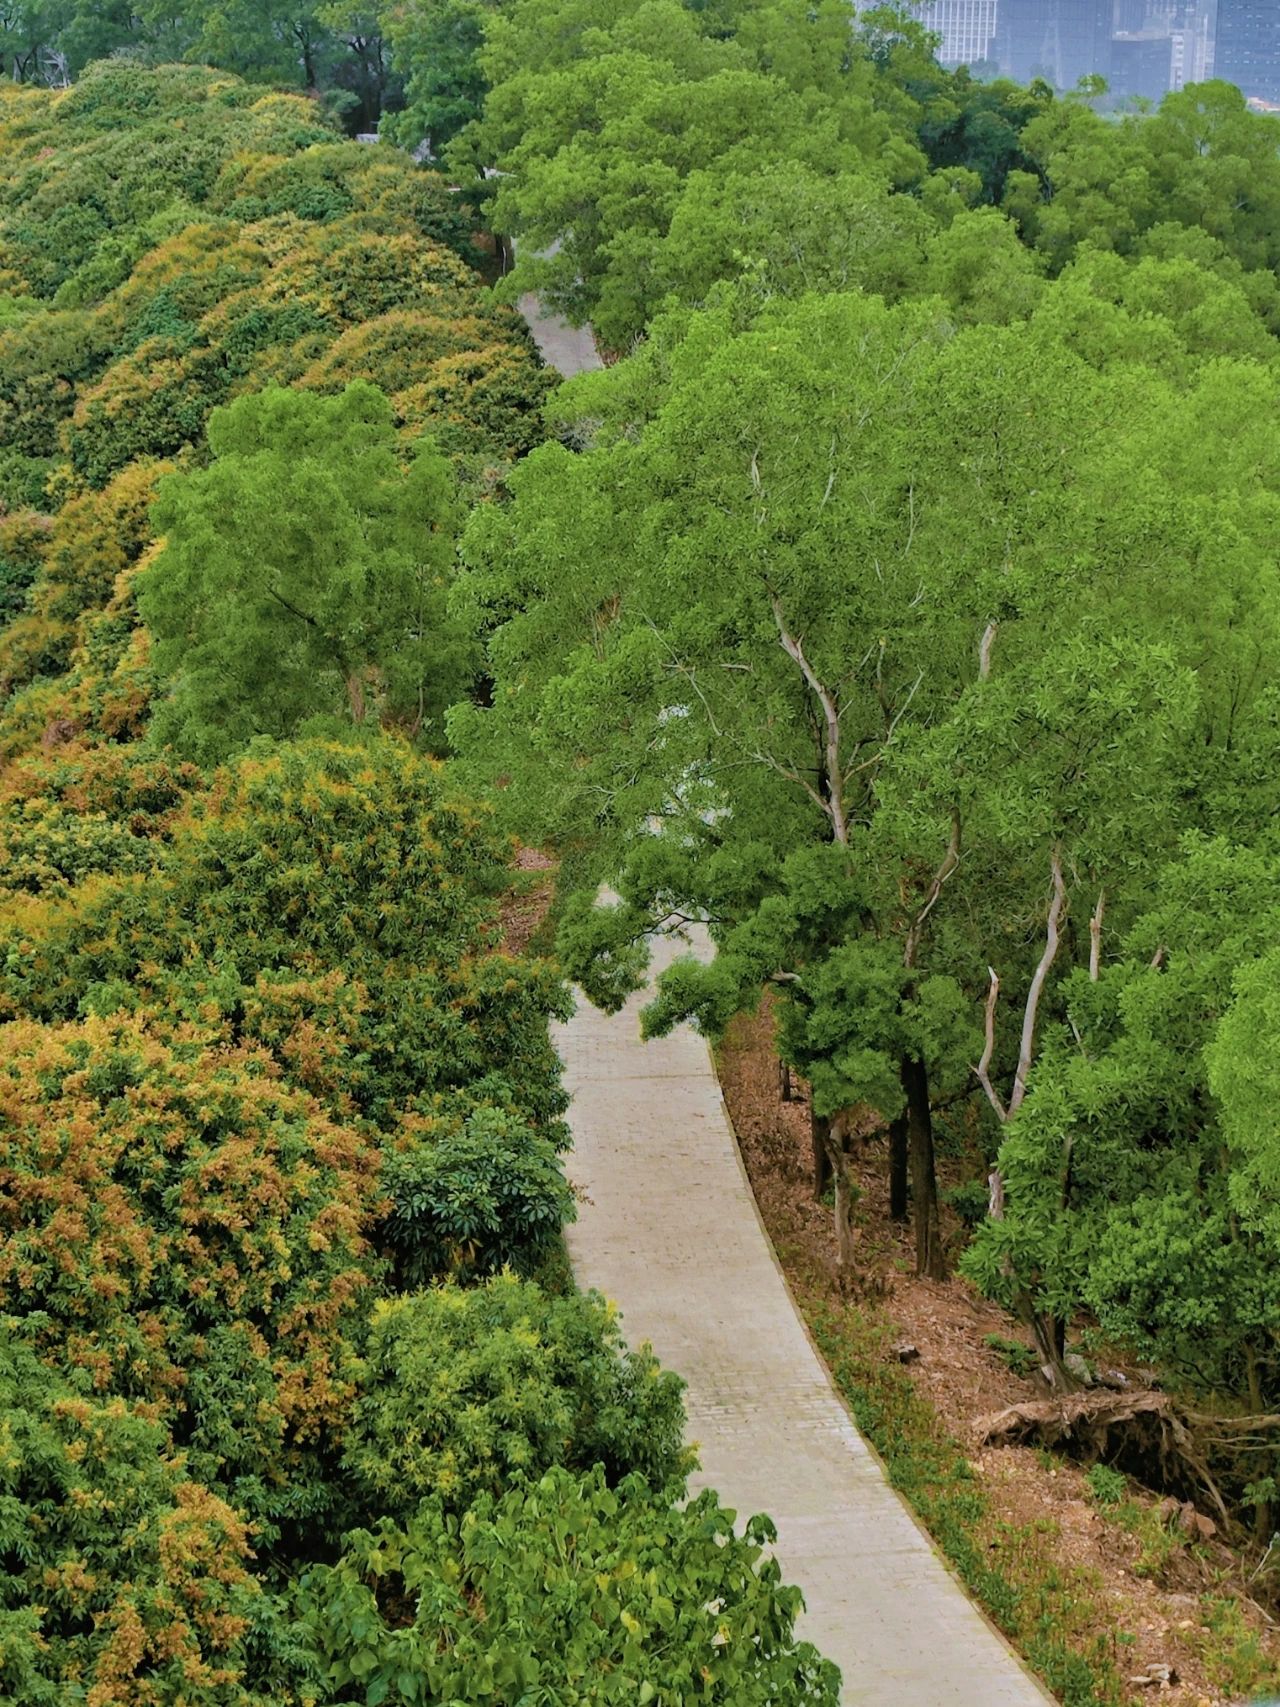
[3,0,1280,1698]
[0,54,838,1705]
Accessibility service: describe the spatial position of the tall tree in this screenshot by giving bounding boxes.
[453,292,1154,1277]
[139,381,470,763]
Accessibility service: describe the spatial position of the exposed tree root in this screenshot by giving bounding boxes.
[977,1389,1234,1534]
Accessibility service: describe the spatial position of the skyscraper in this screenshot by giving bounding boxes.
[997,0,1115,86]
[929,0,1000,65]
[1215,0,1280,103]
[894,0,998,66]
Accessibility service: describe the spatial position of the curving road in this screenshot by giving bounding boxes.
[554,928,1054,1705]
[521,293,1052,1702]
[518,291,603,378]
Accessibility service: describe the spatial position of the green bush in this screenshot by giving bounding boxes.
[945,1178,992,1228]
[0,1013,383,1537]
[983,1333,1040,1380]
[382,1107,574,1282]
[0,1326,267,1707]
[1085,1463,1128,1507]
[344,1275,692,1519]
[297,1466,841,1705]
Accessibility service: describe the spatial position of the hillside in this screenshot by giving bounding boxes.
[3,7,1280,1704]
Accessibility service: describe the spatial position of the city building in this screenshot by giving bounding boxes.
[927,0,1000,64]
[1214,0,1280,103]
[1110,28,1175,99]
[1169,5,1213,89]
[996,0,1114,87]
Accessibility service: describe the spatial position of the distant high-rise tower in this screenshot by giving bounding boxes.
[997,0,1115,86]
[1215,0,1280,102]
[1169,3,1213,89]
[931,0,999,64]
[898,0,997,65]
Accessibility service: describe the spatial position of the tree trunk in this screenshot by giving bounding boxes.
[810,1105,833,1201]
[1023,1300,1076,1390]
[346,670,367,725]
[830,1138,857,1280]
[903,1056,945,1280]
[888,1112,909,1222]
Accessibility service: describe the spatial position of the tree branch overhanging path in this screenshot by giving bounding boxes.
[520,299,1051,1704]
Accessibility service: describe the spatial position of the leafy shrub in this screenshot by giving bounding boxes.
[0,1014,383,1533]
[0,309,111,456]
[0,508,49,624]
[983,1333,1040,1380]
[0,742,202,897]
[382,1107,574,1282]
[175,738,509,975]
[297,1467,841,1705]
[0,1327,266,1707]
[344,1275,692,1518]
[0,740,571,1136]
[945,1178,992,1228]
[1085,1463,1128,1507]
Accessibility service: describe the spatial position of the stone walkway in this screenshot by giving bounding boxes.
[518,291,602,378]
[555,925,1054,1705]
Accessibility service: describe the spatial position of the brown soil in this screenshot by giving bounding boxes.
[498,845,556,955]
[717,998,1279,1707]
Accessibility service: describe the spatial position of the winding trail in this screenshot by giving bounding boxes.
[518,291,604,378]
[556,930,1052,1705]
[523,300,1052,1703]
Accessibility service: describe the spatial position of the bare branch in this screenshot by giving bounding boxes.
[979,621,998,681]
[904,809,961,971]
[768,592,847,844]
[844,669,925,781]
[975,966,1009,1123]
[1089,888,1105,983]
[748,747,829,818]
[1010,847,1066,1117]
[1151,944,1167,971]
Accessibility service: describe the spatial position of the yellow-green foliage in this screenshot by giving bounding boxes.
[0,1329,265,1707]
[0,460,171,698]
[0,1013,384,1527]
[0,741,201,897]
[0,64,551,757]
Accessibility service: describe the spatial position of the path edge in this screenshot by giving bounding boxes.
[695,1027,1058,1705]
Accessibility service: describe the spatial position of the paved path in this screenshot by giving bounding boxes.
[555,925,1054,1705]
[519,287,1051,1702]
[518,290,602,377]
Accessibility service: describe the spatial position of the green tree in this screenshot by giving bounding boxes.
[345,1275,691,1518]
[298,1466,841,1704]
[380,0,509,151]
[464,0,923,347]
[966,836,1280,1434]
[453,292,1139,1277]
[139,382,470,762]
